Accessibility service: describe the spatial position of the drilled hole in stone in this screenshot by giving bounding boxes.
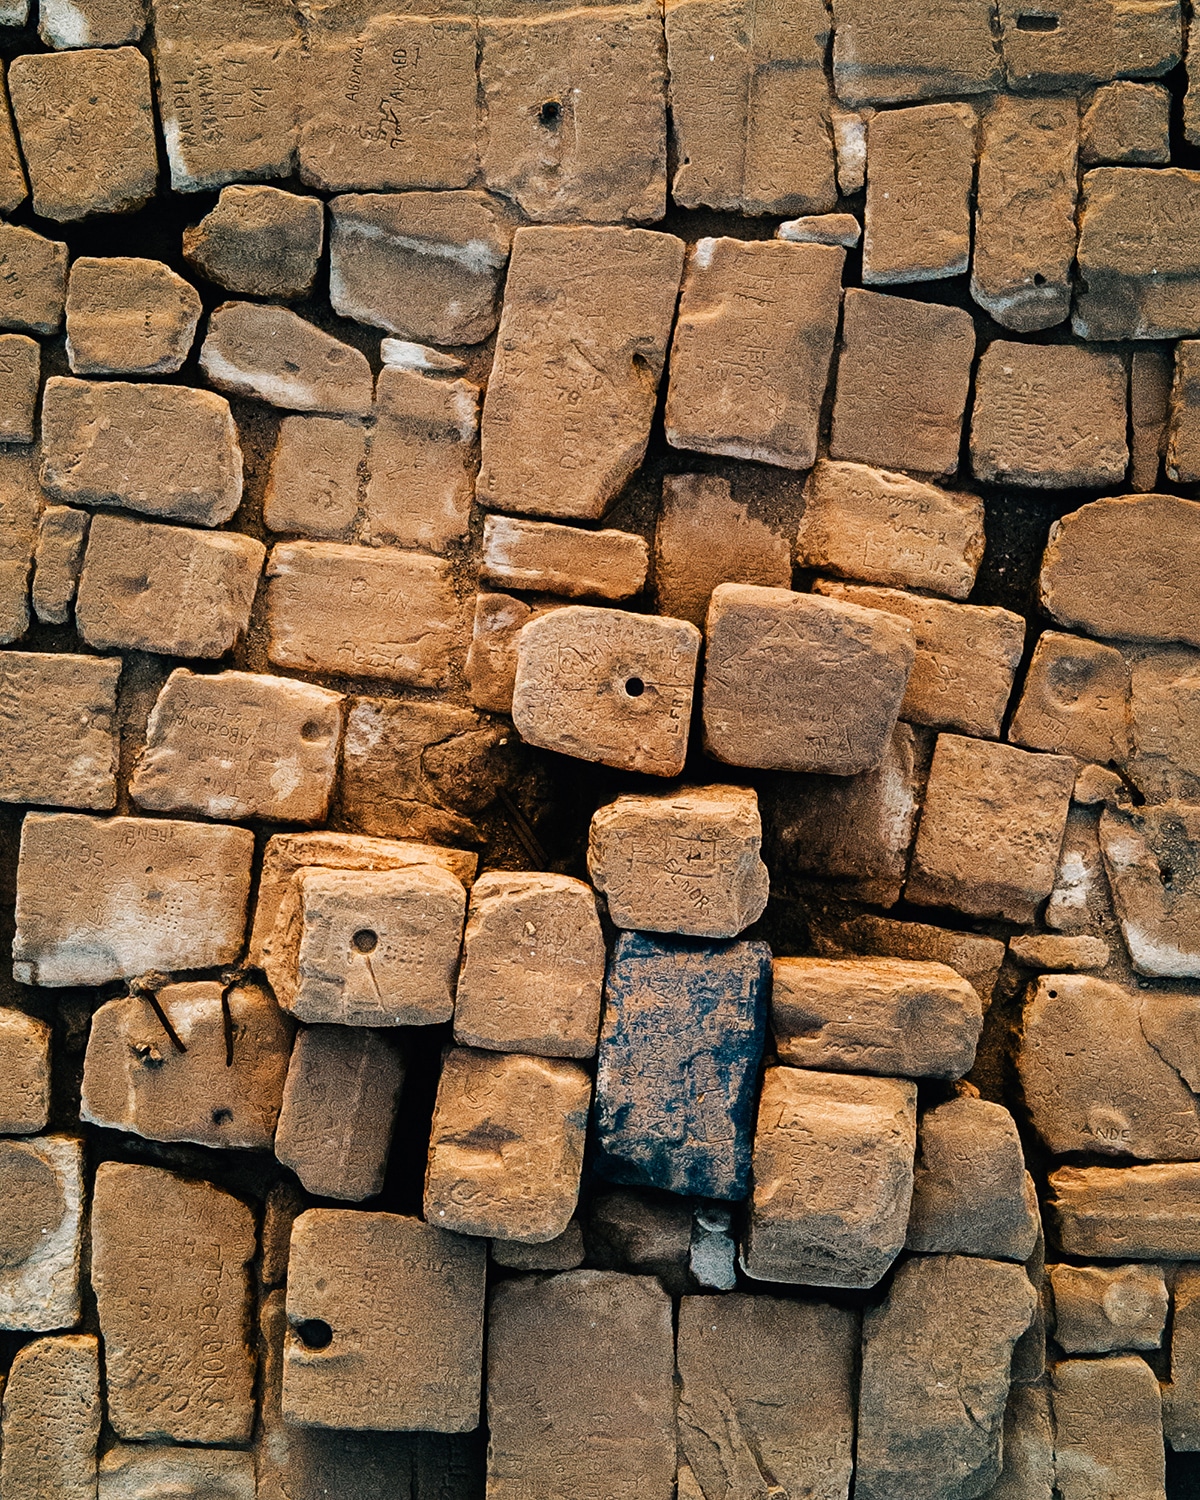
[300,719,325,742]
[1033,273,1047,286]
[352,928,379,953]
[1015,11,1059,28]
[296,1319,333,1350]
[211,1107,233,1126]
[624,677,646,697]
[539,99,562,126]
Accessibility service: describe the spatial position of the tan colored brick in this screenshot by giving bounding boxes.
[1130,348,1172,491]
[1050,1161,1200,1258]
[1128,646,1200,800]
[1100,801,1200,978]
[0,334,38,443]
[1008,630,1131,766]
[481,515,648,601]
[65,257,200,377]
[183,185,324,299]
[31,507,88,626]
[0,450,40,645]
[863,103,976,284]
[0,224,68,334]
[1049,1264,1168,1353]
[0,1136,83,1333]
[1051,1356,1166,1500]
[0,1010,50,1135]
[1081,81,1170,164]
[0,1334,100,1500]
[40,0,146,47]
[0,651,119,811]
[200,301,373,415]
[831,0,1002,106]
[999,0,1180,91]
[101,1445,255,1500]
[263,414,366,540]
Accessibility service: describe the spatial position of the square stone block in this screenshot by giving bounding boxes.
[1049,1263,1168,1353]
[65,256,201,376]
[0,651,120,811]
[1008,630,1131,766]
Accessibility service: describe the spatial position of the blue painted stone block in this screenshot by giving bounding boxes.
[594,931,771,1200]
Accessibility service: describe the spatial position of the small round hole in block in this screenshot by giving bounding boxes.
[295,1318,333,1350]
[352,928,379,953]
[624,677,646,698]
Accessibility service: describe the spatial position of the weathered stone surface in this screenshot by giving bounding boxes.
[971,341,1128,488]
[1050,1161,1200,1257]
[857,1254,1037,1500]
[830,289,976,475]
[1166,1267,1200,1448]
[595,932,770,1199]
[284,1208,485,1432]
[0,67,27,215]
[81,978,292,1149]
[512,605,700,777]
[0,1334,100,1500]
[982,1382,1055,1500]
[32,506,88,626]
[274,1025,404,1201]
[1130,348,1172,490]
[265,862,465,1027]
[129,668,343,823]
[65,257,200,377]
[1049,1263,1167,1353]
[1127,646,1200,800]
[972,93,1078,331]
[0,650,119,811]
[999,0,1181,92]
[0,333,37,442]
[586,1189,693,1290]
[266,541,461,686]
[1009,933,1111,971]
[832,103,870,192]
[1009,630,1131,766]
[481,515,648,601]
[263,414,366,539]
[907,734,1075,922]
[183,185,324,299]
[1081,81,1170,163]
[1051,1356,1166,1500]
[9,47,157,220]
[76,515,263,657]
[0,452,37,643]
[39,0,144,46]
[0,1009,49,1136]
[330,191,513,345]
[487,1270,676,1500]
[831,0,1002,105]
[455,871,605,1059]
[778,212,862,246]
[0,223,65,335]
[1100,801,1200,977]
[742,1066,917,1287]
[200,301,373,415]
[810,909,1008,1007]
[478,226,684,520]
[101,1444,255,1500]
[863,103,975,284]
[665,237,843,468]
[92,1162,255,1443]
[465,592,563,714]
[1045,803,1124,939]
[381,337,466,374]
[1167,339,1200,482]
[677,1293,857,1500]
[0,1135,83,1332]
[13,811,253,987]
[703,582,915,774]
[772,956,983,1080]
[42,378,243,527]
[425,1047,592,1243]
[492,1220,585,1273]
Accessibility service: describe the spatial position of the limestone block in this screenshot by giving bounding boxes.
[491,1220,585,1273]
[1008,631,1131,765]
[1049,1263,1167,1353]
[742,1066,917,1287]
[0,223,66,335]
[0,450,40,645]
[0,66,27,215]
[1131,349,1172,490]
[863,103,976,284]
[830,0,1002,106]
[1049,1162,1200,1258]
[0,1135,83,1332]
[13,811,253,987]
[1009,933,1111,971]
[465,592,566,714]
[595,932,771,1200]
[184,185,325,299]
[101,1445,255,1500]
[1081,81,1171,163]
[0,1334,100,1500]
[778,212,862,246]
[39,0,143,49]
[1128,647,1200,800]
[260,1182,305,1293]
[810,909,1008,1007]
[1051,1356,1166,1500]
[999,0,1181,92]
[1045,804,1126,943]
[0,650,119,810]
[454,871,605,1058]
[984,1382,1056,1500]
[65,257,201,376]
[0,333,38,442]
[1100,801,1200,977]
[481,515,648,601]
[1165,1268,1200,1448]
[0,1009,50,1135]
[200,301,373,415]
[263,414,366,540]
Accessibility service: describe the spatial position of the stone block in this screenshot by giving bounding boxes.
[1081,81,1170,163]
[0,1009,49,1135]
[1051,1356,1166,1500]
[772,956,983,1080]
[1049,1263,1167,1353]
[1045,803,1123,937]
[40,0,144,46]
[65,257,201,376]
[283,1208,485,1432]
[1128,647,1200,800]
[0,223,66,334]
[0,1135,83,1332]
[129,668,343,824]
[1100,801,1200,977]
[200,301,373,415]
[101,1445,255,1500]
[491,1220,585,1273]
[809,909,1008,1007]
[742,1066,917,1287]
[425,1046,592,1243]
[31,506,89,626]
[1009,933,1111,971]
[0,67,27,216]
[263,414,366,540]
[0,650,119,811]
[1168,340,1200,483]
[595,932,770,1200]
[0,450,39,645]
[183,184,324,299]
[984,1382,1055,1500]
[464,592,563,714]
[92,1163,255,1443]
[454,871,605,1058]
[585,1188,693,1291]
[702,582,915,774]
[778,211,862,246]
[830,0,1002,106]
[1049,1161,1200,1258]
[478,226,684,520]
[863,103,976,284]
[1131,348,1172,490]
[1166,1268,1200,1448]
[830,289,976,476]
[999,0,1181,92]
[906,734,1075,922]
[1008,631,1131,765]
[1,1335,100,1500]
[12,811,254,987]
[665,237,844,468]
[481,515,648,601]
[0,333,37,442]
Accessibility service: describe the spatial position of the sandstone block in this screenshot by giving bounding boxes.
[66,257,201,376]
[330,190,513,345]
[1010,933,1111,971]
[0,650,119,810]
[0,223,66,334]
[778,212,862,246]
[0,450,40,644]
[263,414,366,539]
[1100,801,1200,977]
[1051,1356,1166,1500]
[985,1383,1056,1500]
[0,1135,83,1332]
[101,1445,255,1500]
[454,871,605,1058]
[465,592,564,713]
[76,515,264,657]
[772,956,983,1080]
[742,1066,917,1287]
[1128,647,1200,800]
[830,289,976,475]
[1009,631,1131,765]
[703,582,915,774]
[40,0,145,46]
[129,668,343,824]
[1050,1162,1200,1258]
[907,734,1075,922]
[1166,1268,1200,1448]
[32,502,89,619]
[0,333,37,442]
[491,1220,585,1273]
[200,301,373,415]
[0,1334,100,1500]
[595,932,771,1199]
[810,910,1008,1007]
[274,1025,404,1201]
[183,184,324,299]
[425,1047,592,1243]
[863,103,976,284]
[284,1208,484,1432]
[1131,348,1172,490]
[1050,1263,1167,1353]
[1168,339,1200,482]
[92,1163,255,1443]
[1081,81,1170,163]
[12,811,254,987]
[481,515,648,601]
[0,1009,49,1135]
[478,226,684,520]
[487,1271,676,1500]
[834,105,870,186]
[665,237,844,468]
[0,66,27,215]
[999,0,1181,92]
[831,0,1002,105]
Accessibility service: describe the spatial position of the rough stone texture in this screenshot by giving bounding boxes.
[41,377,244,527]
[810,910,1008,1007]
[477,226,684,520]
[65,257,201,377]
[983,1382,1055,1500]
[266,541,461,687]
[260,1182,304,1292]
[1049,1263,1168,1353]
[381,338,466,374]
[742,1066,917,1288]
[588,785,769,940]
[491,1222,585,1273]
[1167,339,1200,482]
[1009,933,1111,971]
[863,103,976,284]
[676,1293,857,1500]
[330,191,513,345]
[0,224,66,337]
[971,341,1128,488]
[0,333,38,443]
[595,932,770,1200]
[1045,803,1125,940]
[183,185,324,299]
[481,515,648,601]
[13,811,253,987]
[512,605,700,777]
[75,515,263,658]
[283,1209,485,1433]
[1127,646,1200,800]
[91,1162,255,1443]
[129,668,343,824]
[0,650,119,811]
[0,1334,100,1500]
[1049,1162,1200,1258]
[263,415,366,540]
[586,1189,693,1290]
[665,237,844,468]
[1100,801,1200,978]
[1081,81,1170,163]
[274,1025,404,1202]
[778,212,862,246]
[703,582,915,774]
[454,871,605,1059]
[101,1444,255,1500]
[0,1135,83,1332]
[831,0,1002,105]
[834,110,872,192]
[81,978,292,1149]
[830,289,976,476]
[0,66,27,215]
[1130,349,1172,490]
[8,47,156,220]
[856,1254,1037,1500]
[0,451,40,645]
[772,956,983,1080]
[201,302,373,415]
[972,93,1079,331]
[797,460,985,599]
[465,592,566,714]
[486,1271,676,1500]
[998,0,1181,92]
[0,1009,50,1135]
[1166,1268,1200,1448]
[907,734,1075,922]
[425,1047,592,1243]
[1051,1356,1166,1500]
[1008,631,1131,766]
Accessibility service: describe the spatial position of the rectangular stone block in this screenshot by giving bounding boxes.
[0,223,66,335]
[40,0,146,47]
[102,1445,256,1500]
[1008,630,1131,766]
[0,651,119,811]
[65,255,201,378]
[0,333,37,443]
[999,0,1181,92]
[1131,348,1172,490]
[0,66,27,215]
[263,414,366,540]
[31,506,88,625]
[200,301,373,415]
[810,909,1007,1007]
[863,103,976,284]
[1051,1355,1166,1500]
[480,514,648,600]
[1165,1268,1200,1448]
[1049,1162,1200,1258]
[831,0,1002,106]
[0,1334,100,1500]
[0,452,44,645]
[0,1135,84,1332]
[0,1009,50,1135]
[1049,1263,1167,1353]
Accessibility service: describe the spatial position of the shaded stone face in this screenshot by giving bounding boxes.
[183,185,324,299]
[1051,1356,1167,1500]
[1008,630,1131,765]
[200,302,374,415]
[863,103,976,285]
[0,651,120,811]
[481,516,648,602]
[65,257,201,376]
[1049,1263,1168,1353]
[0,1010,50,1135]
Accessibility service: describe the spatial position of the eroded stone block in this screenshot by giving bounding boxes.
[1009,933,1111,971]
[1051,1355,1166,1500]
[65,257,201,376]
[183,184,324,299]
[101,1444,255,1500]
[1166,1268,1200,1448]
[0,66,27,216]
[1049,1161,1200,1258]
[0,1009,49,1135]
[999,0,1180,92]
[1049,1263,1167,1353]
[491,1220,585,1273]
[1,1336,99,1500]
[863,103,976,284]
[31,507,89,626]
[39,0,142,45]
[0,450,40,644]
[1081,80,1170,163]
[1009,631,1130,765]
[0,1135,83,1332]
[481,515,648,601]
[1131,349,1172,490]
[1127,647,1200,800]
[0,223,66,335]
[0,333,38,443]
[1100,801,1200,977]
[201,301,373,415]
[263,414,365,540]
[831,0,1002,105]
[778,211,862,246]
[0,650,119,810]
[810,910,1008,1007]
[1168,339,1200,483]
